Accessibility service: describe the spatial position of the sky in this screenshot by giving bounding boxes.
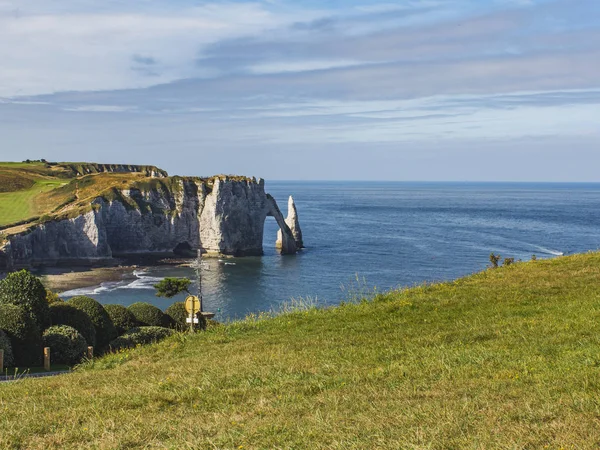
[0,0,599,181]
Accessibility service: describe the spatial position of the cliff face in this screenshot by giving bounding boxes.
[0,177,302,268]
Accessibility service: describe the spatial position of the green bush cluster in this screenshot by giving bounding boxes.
[0,270,202,368]
[49,303,97,347]
[104,304,138,335]
[0,303,42,366]
[128,302,172,328]
[109,326,174,350]
[0,269,51,331]
[0,329,15,368]
[42,326,87,365]
[67,296,117,349]
[165,302,189,331]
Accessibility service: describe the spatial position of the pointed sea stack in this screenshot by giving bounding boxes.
[276,196,304,250]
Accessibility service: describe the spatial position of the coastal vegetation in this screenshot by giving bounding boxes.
[0,270,189,373]
[1,253,600,447]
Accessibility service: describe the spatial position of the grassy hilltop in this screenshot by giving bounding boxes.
[2,253,600,448]
[0,161,255,237]
[0,161,168,231]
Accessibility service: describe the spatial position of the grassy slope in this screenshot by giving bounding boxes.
[0,179,65,226]
[0,163,174,230]
[2,254,600,449]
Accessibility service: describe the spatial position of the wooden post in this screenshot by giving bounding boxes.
[44,347,51,371]
[0,349,4,373]
[87,346,94,359]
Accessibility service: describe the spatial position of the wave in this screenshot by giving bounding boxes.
[60,280,127,298]
[531,245,564,256]
[60,270,165,298]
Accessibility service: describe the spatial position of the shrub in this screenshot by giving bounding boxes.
[0,329,15,368]
[109,326,174,350]
[165,301,207,331]
[489,253,501,269]
[42,325,87,365]
[46,289,63,305]
[49,303,96,347]
[67,296,117,349]
[0,304,42,366]
[128,302,172,328]
[503,257,515,267]
[0,270,51,331]
[165,302,189,331]
[104,304,138,335]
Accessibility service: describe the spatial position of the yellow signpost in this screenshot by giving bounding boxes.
[185,295,201,315]
[185,295,201,332]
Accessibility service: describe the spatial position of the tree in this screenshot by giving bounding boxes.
[153,278,192,298]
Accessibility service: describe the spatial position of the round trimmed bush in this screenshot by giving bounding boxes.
[67,296,117,349]
[49,303,96,347]
[109,326,174,351]
[104,304,138,335]
[42,325,87,365]
[0,329,15,368]
[0,304,42,366]
[128,303,172,328]
[165,302,188,331]
[0,269,51,331]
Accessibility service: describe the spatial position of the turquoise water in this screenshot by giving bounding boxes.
[60,182,600,321]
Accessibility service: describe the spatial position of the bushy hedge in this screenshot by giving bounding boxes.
[49,303,96,347]
[128,303,172,328]
[104,304,138,335]
[109,326,174,350]
[165,302,189,331]
[67,296,117,349]
[42,325,87,365]
[0,329,15,368]
[0,270,51,331]
[0,304,42,366]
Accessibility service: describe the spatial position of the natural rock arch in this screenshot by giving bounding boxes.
[266,195,297,255]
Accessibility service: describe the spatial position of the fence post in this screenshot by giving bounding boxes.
[0,349,4,373]
[44,347,51,371]
[87,346,94,359]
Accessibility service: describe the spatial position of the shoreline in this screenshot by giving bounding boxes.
[37,256,196,293]
[39,266,140,293]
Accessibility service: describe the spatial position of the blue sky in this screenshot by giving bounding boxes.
[0,0,599,181]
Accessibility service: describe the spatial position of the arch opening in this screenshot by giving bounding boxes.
[173,241,195,257]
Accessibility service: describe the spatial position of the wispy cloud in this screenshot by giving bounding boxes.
[0,0,599,180]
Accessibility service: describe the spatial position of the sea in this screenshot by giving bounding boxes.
[59,182,600,321]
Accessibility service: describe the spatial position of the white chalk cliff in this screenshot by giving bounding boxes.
[0,177,303,268]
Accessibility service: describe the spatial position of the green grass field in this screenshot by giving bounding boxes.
[0,162,162,229]
[0,179,65,227]
[2,254,600,448]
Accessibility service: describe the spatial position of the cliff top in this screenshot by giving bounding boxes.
[0,161,255,234]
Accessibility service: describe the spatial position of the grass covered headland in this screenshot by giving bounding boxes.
[2,254,600,448]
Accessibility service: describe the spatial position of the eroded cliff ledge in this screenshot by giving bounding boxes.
[0,176,303,268]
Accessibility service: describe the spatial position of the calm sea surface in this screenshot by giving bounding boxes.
[60,182,600,321]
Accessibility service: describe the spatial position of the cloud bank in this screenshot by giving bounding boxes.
[0,0,598,180]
